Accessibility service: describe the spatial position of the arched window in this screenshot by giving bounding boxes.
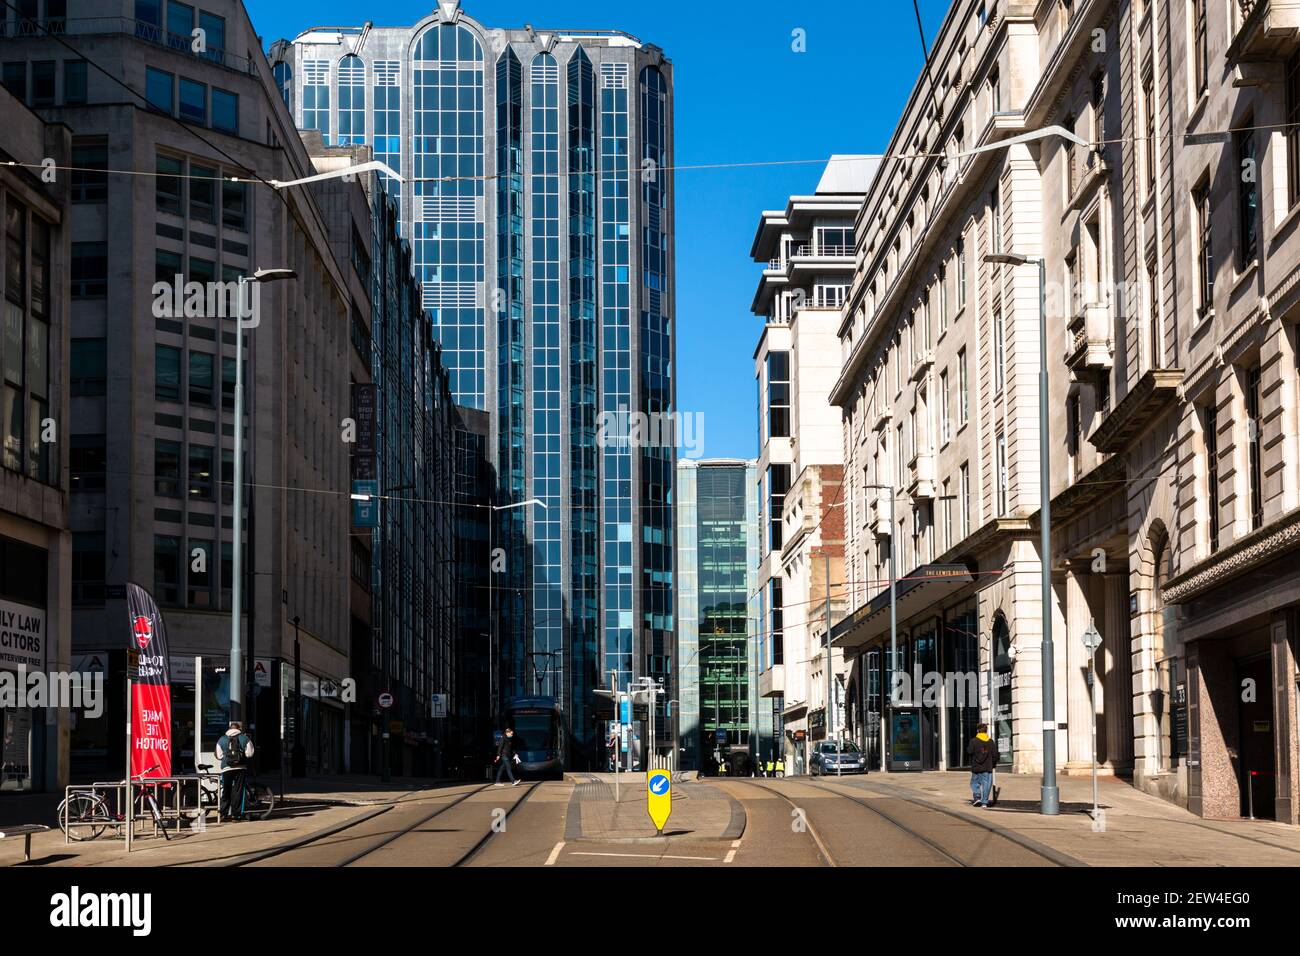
[337,54,365,145]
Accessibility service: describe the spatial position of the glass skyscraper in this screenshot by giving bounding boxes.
[676,460,767,773]
[274,2,675,767]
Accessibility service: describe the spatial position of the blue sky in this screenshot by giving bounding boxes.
[247,1,949,459]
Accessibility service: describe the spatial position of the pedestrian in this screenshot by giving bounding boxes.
[775,757,785,778]
[215,720,254,821]
[967,722,999,808]
[493,726,521,787]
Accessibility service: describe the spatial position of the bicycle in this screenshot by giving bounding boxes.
[189,762,276,822]
[57,765,172,842]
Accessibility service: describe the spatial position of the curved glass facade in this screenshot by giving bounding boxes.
[599,60,632,692]
[495,46,528,702]
[567,48,598,758]
[413,23,486,407]
[639,66,673,739]
[529,52,563,699]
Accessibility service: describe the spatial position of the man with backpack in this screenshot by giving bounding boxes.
[215,720,255,821]
[967,723,999,808]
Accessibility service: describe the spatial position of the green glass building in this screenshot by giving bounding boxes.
[676,460,765,773]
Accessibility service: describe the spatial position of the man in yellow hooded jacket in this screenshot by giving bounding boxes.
[966,723,999,808]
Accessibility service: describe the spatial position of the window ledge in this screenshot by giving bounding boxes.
[1230,259,1259,298]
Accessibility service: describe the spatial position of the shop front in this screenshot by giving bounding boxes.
[833,564,988,773]
[1164,539,1300,825]
[0,536,51,792]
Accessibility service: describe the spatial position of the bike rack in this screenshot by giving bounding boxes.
[62,774,222,850]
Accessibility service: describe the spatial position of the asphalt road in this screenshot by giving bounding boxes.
[231,776,1064,868]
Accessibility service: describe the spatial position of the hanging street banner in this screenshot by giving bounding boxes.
[126,582,172,779]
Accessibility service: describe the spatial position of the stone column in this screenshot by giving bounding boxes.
[1064,563,1094,772]
[1104,573,1134,771]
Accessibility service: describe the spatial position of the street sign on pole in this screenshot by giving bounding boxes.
[378,692,394,709]
[1081,620,1104,830]
[430,693,447,718]
[647,768,671,834]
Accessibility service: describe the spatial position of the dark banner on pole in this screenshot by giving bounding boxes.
[126,582,172,778]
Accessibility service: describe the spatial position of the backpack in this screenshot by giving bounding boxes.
[223,734,247,768]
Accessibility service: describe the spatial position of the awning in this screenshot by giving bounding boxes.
[830,563,978,651]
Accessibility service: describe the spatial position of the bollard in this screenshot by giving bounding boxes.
[1246,769,1255,821]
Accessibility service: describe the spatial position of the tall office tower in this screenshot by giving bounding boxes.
[275,2,675,767]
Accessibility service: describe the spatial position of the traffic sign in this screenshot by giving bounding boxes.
[646,769,672,833]
[378,692,394,709]
[715,729,726,743]
[1081,623,1103,655]
[430,693,448,718]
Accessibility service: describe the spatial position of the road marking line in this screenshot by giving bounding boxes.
[731,839,741,848]
[570,851,719,861]
[545,842,564,866]
[723,849,736,863]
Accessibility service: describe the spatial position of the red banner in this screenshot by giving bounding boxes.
[126,582,171,778]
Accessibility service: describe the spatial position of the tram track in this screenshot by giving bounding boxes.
[226,782,498,867]
[721,778,838,866]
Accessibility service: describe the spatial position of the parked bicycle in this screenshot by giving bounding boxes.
[188,762,276,823]
[56,765,172,842]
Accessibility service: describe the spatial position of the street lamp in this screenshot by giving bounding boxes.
[230,268,296,725]
[486,498,546,723]
[984,250,1059,816]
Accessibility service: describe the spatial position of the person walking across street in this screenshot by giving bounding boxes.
[215,721,255,821]
[494,726,521,786]
[967,723,999,808]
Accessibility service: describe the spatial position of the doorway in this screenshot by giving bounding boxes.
[1235,654,1275,819]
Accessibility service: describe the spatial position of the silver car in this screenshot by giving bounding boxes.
[809,740,867,775]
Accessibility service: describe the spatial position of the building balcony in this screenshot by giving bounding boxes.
[1064,303,1113,375]
[907,450,936,501]
[872,406,892,432]
[870,490,893,538]
[759,664,785,699]
[1229,2,1300,62]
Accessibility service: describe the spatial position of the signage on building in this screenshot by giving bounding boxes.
[0,597,45,671]
[253,658,272,688]
[353,479,380,528]
[320,679,340,698]
[353,383,377,456]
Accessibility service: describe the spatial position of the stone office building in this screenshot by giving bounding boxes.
[748,157,875,773]
[0,81,72,793]
[831,0,1300,825]
[1,0,361,778]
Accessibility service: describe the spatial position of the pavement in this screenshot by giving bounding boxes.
[794,768,1300,866]
[4,767,1299,867]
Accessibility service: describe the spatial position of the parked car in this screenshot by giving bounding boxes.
[809,740,867,775]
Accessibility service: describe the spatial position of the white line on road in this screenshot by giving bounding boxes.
[545,842,565,866]
[723,849,736,863]
[570,851,719,861]
[731,839,741,848]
